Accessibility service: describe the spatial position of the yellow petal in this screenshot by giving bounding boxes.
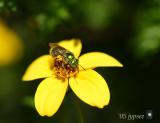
[79,52,123,70]
[35,77,68,117]
[69,69,110,108]
[58,39,82,58]
[0,20,23,66]
[22,55,53,81]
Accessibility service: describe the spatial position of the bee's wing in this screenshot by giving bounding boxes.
[49,42,68,57]
[49,43,58,48]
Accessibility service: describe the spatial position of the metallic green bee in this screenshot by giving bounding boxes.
[49,43,79,69]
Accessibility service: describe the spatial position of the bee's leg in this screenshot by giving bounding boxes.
[62,62,69,77]
[61,62,65,69]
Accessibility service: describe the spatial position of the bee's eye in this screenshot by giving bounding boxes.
[66,52,74,59]
[71,60,75,63]
[72,59,78,65]
[68,55,73,59]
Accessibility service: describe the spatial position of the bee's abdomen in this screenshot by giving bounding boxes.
[50,46,66,57]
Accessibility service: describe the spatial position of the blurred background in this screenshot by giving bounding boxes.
[0,0,160,123]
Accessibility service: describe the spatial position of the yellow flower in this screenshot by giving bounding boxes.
[0,20,23,66]
[22,39,123,117]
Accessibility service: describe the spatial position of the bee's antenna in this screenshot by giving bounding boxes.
[79,64,86,71]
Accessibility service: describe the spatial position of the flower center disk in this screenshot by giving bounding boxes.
[53,55,79,79]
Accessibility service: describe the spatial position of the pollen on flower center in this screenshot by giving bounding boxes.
[51,55,79,79]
